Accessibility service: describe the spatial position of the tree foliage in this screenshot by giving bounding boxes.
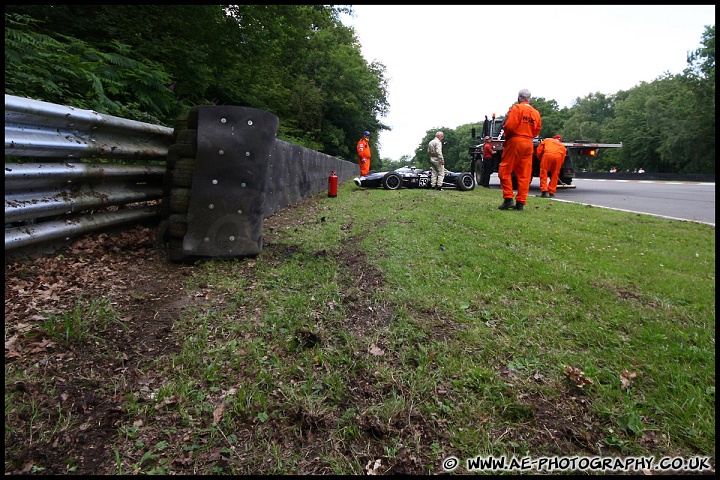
[5,13,178,123]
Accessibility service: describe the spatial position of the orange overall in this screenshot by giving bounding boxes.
[357,137,371,176]
[498,101,542,205]
[537,137,567,195]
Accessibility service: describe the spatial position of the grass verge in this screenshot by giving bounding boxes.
[5,182,715,474]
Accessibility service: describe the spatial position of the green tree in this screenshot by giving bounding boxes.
[603,26,715,177]
[562,92,616,143]
[4,5,231,109]
[532,97,572,141]
[676,24,715,173]
[602,81,666,172]
[602,25,714,174]
[6,6,711,174]
[409,127,469,173]
[5,13,177,124]
[686,24,715,86]
[449,124,476,172]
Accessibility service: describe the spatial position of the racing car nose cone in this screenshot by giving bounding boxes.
[353,177,361,186]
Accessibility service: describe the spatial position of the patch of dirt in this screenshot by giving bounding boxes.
[5,225,193,475]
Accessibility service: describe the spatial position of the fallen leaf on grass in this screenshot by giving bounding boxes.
[20,461,34,474]
[5,335,20,353]
[620,370,637,390]
[366,459,382,475]
[155,396,177,410]
[369,344,384,356]
[29,338,56,353]
[564,365,594,388]
[213,401,230,424]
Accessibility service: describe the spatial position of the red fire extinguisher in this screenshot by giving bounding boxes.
[328,170,338,198]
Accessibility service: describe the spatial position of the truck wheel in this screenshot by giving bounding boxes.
[382,172,402,190]
[455,173,475,191]
[560,176,573,185]
[474,164,483,186]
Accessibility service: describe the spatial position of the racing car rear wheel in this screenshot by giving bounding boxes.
[382,172,402,190]
[455,173,475,191]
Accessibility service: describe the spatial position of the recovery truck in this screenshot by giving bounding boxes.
[469,114,622,189]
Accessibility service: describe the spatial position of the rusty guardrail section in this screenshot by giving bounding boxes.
[5,94,173,255]
[5,94,358,258]
[5,94,174,159]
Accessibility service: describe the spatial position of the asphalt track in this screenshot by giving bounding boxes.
[485,175,715,227]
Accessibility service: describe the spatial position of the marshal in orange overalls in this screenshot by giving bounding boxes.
[357,134,371,176]
[537,136,567,196]
[498,101,542,206]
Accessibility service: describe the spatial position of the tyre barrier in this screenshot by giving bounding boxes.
[161,105,357,262]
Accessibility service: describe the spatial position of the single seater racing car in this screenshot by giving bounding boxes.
[353,166,475,191]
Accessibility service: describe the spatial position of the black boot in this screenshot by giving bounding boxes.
[514,203,524,211]
[498,198,514,210]
[540,191,549,198]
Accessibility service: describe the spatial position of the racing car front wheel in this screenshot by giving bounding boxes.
[382,172,402,190]
[455,173,475,191]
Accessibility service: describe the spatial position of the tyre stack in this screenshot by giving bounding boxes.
[160,106,200,262]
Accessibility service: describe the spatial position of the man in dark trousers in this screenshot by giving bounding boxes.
[480,136,494,188]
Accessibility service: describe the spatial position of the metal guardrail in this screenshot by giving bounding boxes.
[5,94,173,255]
[5,94,173,159]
